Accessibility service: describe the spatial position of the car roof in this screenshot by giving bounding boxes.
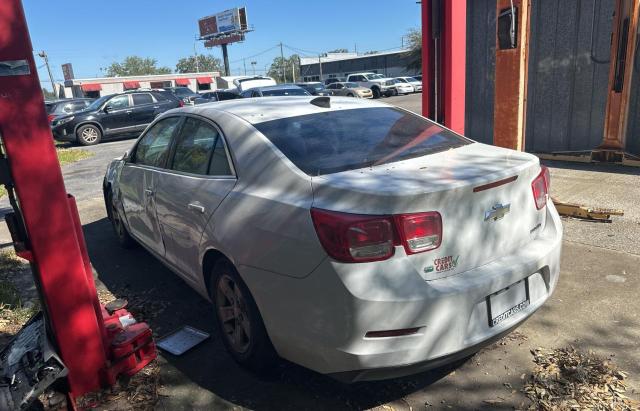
[249,84,303,91]
[173,96,390,125]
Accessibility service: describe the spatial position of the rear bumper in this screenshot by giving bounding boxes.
[241,202,563,381]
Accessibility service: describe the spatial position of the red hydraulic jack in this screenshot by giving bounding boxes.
[0,1,156,409]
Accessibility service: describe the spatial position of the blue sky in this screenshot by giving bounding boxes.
[23,0,421,89]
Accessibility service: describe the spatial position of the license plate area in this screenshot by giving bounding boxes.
[487,278,530,327]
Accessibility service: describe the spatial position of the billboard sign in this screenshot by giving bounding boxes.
[204,33,245,48]
[198,7,248,39]
[61,63,74,80]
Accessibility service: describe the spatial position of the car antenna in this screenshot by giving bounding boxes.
[310,96,330,108]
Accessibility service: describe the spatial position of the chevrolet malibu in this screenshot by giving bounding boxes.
[103,96,562,381]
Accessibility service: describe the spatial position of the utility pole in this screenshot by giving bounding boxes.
[279,42,285,83]
[37,50,56,97]
[292,61,296,82]
[251,61,256,75]
[221,43,230,76]
[318,55,323,82]
[193,42,199,73]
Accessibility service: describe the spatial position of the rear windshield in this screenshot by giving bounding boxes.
[262,88,309,96]
[254,107,471,175]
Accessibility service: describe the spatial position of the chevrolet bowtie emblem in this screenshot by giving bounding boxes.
[484,203,511,221]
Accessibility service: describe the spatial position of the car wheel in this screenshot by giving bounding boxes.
[392,89,399,96]
[347,93,354,97]
[108,191,136,248]
[371,87,381,99]
[210,259,278,373]
[76,124,101,146]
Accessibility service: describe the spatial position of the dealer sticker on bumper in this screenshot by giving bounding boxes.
[487,278,530,327]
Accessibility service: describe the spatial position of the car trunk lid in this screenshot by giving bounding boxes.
[311,143,547,280]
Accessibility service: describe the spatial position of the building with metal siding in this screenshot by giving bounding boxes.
[299,50,418,82]
[465,0,639,156]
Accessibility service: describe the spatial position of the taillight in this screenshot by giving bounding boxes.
[310,209,395,263]
[178,100,185,107]
[310,208,443,263]
[532,165,550,210]
[47,114,56,123]
[394,212,442,254]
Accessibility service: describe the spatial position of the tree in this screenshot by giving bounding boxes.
[327,48,349,53]
[364,50,379,55]
[106,56,171,77]
[176,54,223,73]
[404,28,422,72]
[267,54,300,83]
[42,88,56,99]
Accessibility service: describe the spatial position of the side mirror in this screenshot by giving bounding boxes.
[104,105,112,113]
[122,150,131,162]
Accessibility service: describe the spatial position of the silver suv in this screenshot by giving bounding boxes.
[346,72,395,98]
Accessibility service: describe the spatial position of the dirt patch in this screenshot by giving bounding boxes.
[522,346,639,410]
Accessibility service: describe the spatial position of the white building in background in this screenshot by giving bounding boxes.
[61,71,221,98]
[299,50,416,82]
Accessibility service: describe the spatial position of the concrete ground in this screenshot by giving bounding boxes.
[0,93,638,410]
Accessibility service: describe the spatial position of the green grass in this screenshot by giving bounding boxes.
[0,250,38,327]
[56,147,94,165]
[0,147,93,197]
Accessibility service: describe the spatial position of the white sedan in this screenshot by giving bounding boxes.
[396,76,423,92]
[103,96,562,381]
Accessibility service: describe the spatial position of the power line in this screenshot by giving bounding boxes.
[229,44,280,64]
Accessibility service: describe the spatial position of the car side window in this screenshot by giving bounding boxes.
[252,91,260,97]
[132,93,154,106]
[171,118,218,175]
[209,135,232,176]
[336,84,344,89]
[134,117,181,167]
[107,95,130,109]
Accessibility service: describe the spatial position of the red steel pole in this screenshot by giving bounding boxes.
[421,0,466,135]
[0,0,107,397]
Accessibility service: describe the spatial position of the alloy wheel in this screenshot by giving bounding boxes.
[81,127,99,143]
[216,273,251,354]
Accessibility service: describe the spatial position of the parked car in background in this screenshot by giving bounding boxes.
[413,75,422,82]
[295,82,330,96]
[240,85,310,98]
[395,76,423,92]
[45,98,94,124]
[195,89,241,104]
[324,82,373,98]
[390,79,415,95]
[165,87,200,105]
[104,96,562,382]
[346,72,395,98]
[323,78,344,86]
[51,90,181,145]
[233,76,277,92]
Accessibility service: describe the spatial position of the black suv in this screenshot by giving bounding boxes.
[51,91,181,145]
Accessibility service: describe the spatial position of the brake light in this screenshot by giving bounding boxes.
[178,100,185,107]
[394,212,442,254]
[532,165,550,210]
[310,208,443,263]
[47,114,56,123]
[310,209,395,263]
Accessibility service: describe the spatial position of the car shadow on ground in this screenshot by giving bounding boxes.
[83,217,469,410]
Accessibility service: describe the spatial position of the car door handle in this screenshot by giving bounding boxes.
[126,110,132,114]
[153,105,160,109]
[187,203,205,213]
[144,189,154,196]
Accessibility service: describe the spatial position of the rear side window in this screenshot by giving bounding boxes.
[262,88,308,96]
[132,93,154,105]
[253,107,471,175]
[171,118,220,175]
[134,117,181,167]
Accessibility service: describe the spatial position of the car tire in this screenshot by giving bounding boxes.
[392,89,399,96]
[371,87,381,99]
[210,259,278,374]
[347,93,354,97]
[76,124,101,146]
[108,191,136,249]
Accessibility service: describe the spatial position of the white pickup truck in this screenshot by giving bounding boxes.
[345,72,396,98]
